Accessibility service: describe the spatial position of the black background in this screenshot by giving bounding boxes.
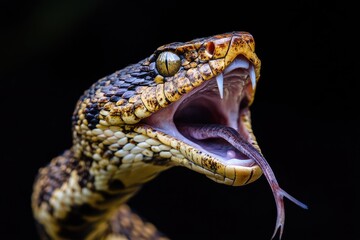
[1,1,357,239]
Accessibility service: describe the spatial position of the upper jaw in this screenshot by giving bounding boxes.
[216,55,257,100]
[142,55,257,167]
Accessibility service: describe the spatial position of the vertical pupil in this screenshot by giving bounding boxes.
[156,51,180,76]
[165,52,180,75]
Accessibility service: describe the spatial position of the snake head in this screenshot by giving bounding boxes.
[68,31,308,240]
[74,31,262,186]
[138,31,263,186]
[139,31,306,239]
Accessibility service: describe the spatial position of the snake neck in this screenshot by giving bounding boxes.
[32,134,171,240]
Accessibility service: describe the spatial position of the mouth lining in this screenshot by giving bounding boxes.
[143,55,256,167]
[173,75,251,127]
[173,68,253,166]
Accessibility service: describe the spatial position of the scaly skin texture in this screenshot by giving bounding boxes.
[32,32,263,239]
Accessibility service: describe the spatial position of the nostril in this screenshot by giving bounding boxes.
[206,41,215,56]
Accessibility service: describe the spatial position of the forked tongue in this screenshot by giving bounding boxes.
[180,124,308,239]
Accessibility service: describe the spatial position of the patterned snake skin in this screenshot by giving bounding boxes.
[31,31,306,239]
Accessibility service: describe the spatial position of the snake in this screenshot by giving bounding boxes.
[31,31,307,240]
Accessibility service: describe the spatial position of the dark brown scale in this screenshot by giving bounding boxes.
[104,91,116,97]
[130,72,149,78]
[148,62,156,71]
[122,91,136,99]
[98,80,107,87]
[123,77,137,83]
[112,81,125,88]
[102,150,115,160]
[117,82,131,88]
[109,95,120,102]
[132,78,146,85]
[115,89,127,96]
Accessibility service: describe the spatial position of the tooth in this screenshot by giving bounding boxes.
[250,64,256,89]
[216,73,224,99]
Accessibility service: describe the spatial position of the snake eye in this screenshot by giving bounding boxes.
[156,51,181,77]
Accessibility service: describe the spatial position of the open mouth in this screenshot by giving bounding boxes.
[143,55,257,168]
[142,53,307,238]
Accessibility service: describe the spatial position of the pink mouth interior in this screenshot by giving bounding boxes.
[142,56,308,239]
[144,65,253,166]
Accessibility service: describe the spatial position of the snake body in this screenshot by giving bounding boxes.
[32,32,306,239]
